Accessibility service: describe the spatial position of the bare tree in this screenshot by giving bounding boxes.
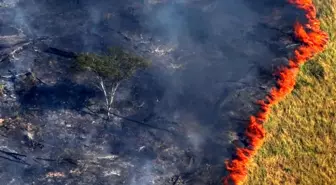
[76,47,150,118]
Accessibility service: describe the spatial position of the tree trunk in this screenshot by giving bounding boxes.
[108,82,120,114]
[98,78,120,119]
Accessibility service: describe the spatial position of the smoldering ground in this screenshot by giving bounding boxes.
[0,0,299,184]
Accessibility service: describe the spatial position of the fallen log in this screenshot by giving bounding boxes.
[0,41,31,62]
[43,47,77,58]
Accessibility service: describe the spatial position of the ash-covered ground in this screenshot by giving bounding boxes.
[0,0,302,184]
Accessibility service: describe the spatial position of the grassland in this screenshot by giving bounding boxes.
[244,0,336,184]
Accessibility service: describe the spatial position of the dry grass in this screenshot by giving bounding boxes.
[244,0,336,184]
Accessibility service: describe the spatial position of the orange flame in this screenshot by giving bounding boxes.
[222,0,328,184]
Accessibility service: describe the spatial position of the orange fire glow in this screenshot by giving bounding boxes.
[222,0,328,184]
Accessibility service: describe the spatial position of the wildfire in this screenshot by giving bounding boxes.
[222,0,328,184]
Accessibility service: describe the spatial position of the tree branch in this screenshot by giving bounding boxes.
[99,78,110,117]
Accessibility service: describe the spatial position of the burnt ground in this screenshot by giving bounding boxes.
[0,0,304,184]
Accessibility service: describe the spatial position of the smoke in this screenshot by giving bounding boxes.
[171,110,207,151]
[13,6,30,34]
[0,0,20,8]
[129,161,155,185]
[145,2,185,44]
[0,0,286,184]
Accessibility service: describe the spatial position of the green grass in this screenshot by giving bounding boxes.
[244,0,336,184]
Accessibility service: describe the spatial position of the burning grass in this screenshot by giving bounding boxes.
[242,0,336,184]
[223,0,333,184]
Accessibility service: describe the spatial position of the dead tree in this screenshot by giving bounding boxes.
[75,47,150,118]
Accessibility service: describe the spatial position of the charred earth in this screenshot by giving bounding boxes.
[0,0,303,184]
